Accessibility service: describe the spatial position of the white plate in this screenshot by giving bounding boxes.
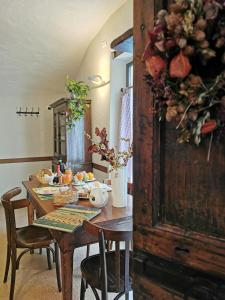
[34,187,68,195]
[72,181,86,186]
[49,182,69,187]
[85,178,96,182]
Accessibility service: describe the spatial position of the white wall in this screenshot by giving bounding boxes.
[75,0,133,177]
[0,90,62,196]
[0,0,133,196]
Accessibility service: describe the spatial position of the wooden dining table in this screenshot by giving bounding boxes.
[23,178,133,300]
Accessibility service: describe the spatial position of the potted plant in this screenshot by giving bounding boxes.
[65,76,90,128]
[86,127,133,207]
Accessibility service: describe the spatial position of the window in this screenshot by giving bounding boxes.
[119,61,133,183]
[126,62,133,87]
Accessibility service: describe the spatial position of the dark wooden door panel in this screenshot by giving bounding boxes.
[133,0,225,281]
[133,273,183,300]
[162,125,225,236]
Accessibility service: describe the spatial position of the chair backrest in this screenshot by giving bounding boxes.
[1,187,29,247]
[84,220,132,300]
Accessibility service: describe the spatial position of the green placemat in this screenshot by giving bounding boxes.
[32,189,53,201]
[39,194,53,201]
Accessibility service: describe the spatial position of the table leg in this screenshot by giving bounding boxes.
[27,201,35,254]
[60,248,74,300]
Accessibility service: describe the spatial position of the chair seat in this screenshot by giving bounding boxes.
[81,250,132,293]
[16,225,53,248]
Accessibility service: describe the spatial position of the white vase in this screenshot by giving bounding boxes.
[111,166,128,207]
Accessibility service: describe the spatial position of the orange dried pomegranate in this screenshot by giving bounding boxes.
[169,51,192,78]
[145,55,166,79]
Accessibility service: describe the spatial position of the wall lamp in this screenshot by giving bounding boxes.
[88,75,110,89]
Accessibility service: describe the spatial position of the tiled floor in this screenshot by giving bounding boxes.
[0,205,132,300]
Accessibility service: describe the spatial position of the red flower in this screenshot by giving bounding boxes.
[201,120,217,134]
[169,51,192,78]
[145,55,166,79]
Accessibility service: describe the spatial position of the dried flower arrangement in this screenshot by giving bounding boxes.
[86,128,133,171]
[143,0,225,147]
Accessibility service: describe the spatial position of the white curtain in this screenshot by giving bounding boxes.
[119,88,133,182]
[67,118,84,163]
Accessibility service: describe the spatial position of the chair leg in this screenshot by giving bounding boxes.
[46,248,52,270]
[85,245,90,289]
[86,245,90,258]
[10,247,17,300]
[54,243,61,292]
[80,277,86,300]
[91,285,100,300]
[16,249,31,270]
[3,244,11,283]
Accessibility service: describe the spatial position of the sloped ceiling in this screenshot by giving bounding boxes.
[0,0,126,95]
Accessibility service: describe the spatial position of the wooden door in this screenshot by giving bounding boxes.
[133,0,225,297]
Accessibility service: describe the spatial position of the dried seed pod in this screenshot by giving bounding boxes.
[169,3,183,14]
[166,106,178,122]
[157,9,168,19]
[189,75,202,87]
[215,37,225,48]
[177,38,187,49]
[145,55,166,78]
[199,40,209,49]
[195,17,207,30]
[193,30,206,42]
[177,104,185,113]
[183,45,195,56]
[169,51,192,78]
[180,83,187,90]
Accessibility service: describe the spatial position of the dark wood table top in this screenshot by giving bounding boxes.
[23,180,133,230]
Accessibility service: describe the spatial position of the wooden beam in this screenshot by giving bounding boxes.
[111,28,133,54]
[0,156,53,164]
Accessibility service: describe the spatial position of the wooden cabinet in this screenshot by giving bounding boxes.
[133,0,225,298]
[49,98,92,172]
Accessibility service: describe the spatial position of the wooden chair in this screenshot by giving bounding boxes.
[1,187,61,300]
[80,221,132,300]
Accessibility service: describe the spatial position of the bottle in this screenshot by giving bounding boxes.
[53,161,62,184]
[58,159,65,173]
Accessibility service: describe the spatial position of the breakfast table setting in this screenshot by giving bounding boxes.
[22,168,133,300]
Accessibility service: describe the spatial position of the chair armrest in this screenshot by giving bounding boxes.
[12,199,30,210]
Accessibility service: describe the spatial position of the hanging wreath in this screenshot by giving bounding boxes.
[143,0,225,146]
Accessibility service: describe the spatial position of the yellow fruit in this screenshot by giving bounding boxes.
[88,172,94,180]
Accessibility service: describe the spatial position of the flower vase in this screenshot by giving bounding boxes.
[111,166,128,208]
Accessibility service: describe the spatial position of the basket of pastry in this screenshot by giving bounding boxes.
[53,188,79,206]
[36,169,55,185]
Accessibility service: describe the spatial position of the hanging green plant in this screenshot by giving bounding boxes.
[65,76,90,129]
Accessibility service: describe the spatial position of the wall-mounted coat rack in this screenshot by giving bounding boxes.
[16,107,40,117]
